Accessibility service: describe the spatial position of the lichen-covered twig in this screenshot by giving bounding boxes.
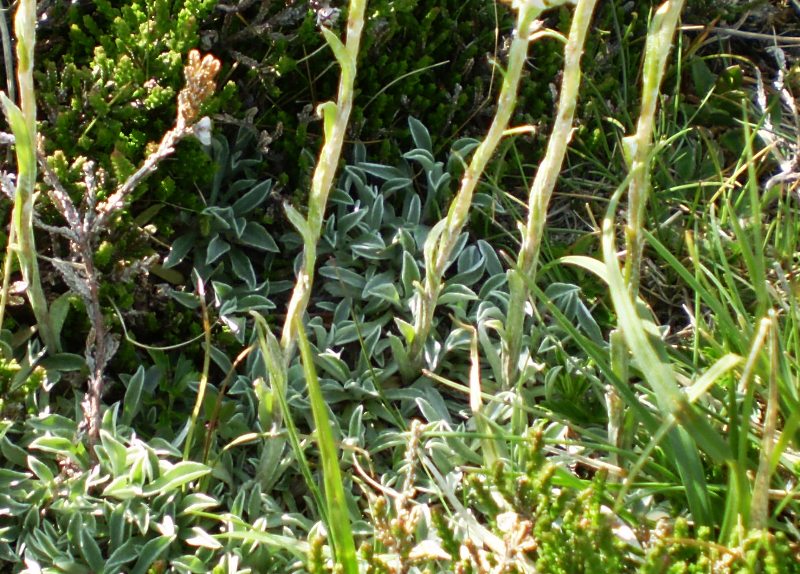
[37,50,220,444]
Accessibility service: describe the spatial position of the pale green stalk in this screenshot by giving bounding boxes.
[503,0,597,387]
[606,328,628,475]
[623,0,685,296]
[749,312,779,531]
[0,0,58,351]
[183,277,211,461]
[408,1,546,368]
[280,0,367,361]
[250,6,366,562]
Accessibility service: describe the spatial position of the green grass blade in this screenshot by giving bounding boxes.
[252,313,326,523]
[295,316,358,574]
[602,187,730,464]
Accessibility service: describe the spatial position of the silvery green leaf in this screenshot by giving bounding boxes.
[363,274,400,305]
[473,192,504,213]
[323,216,338,247]
[267,280,294,294]
[40,353,85,372]
[545,282,603,344]
[443,327,471,353]
[332,322,357,346]
[130,535,175,574]
[381,177,412,195]
[329,187,355,205]
[209,344,233,374]
[222,315,246,344]
[338,205,367,235]
[351,232,386,260]
[0,469,30,490]
[104,539,139,573]
[446,435,483,465]
[444,232,470,270]
[333,298,351,325]
[415,397,447,424]
[203,205,234,230]
[185,527,223,550]
[448,137,480,169]
[229,248,257,290]
[343,165,368,192]
[357,162,404,181]
[237,294,275,311]
[319,265,366,290]
[239,222,279,252]
[394,227,417,253]
[316,352,350,383]
[230,179,256,194]
[403,194,421,225]
[233,179,273,215]
[428,170,451,193]
[450,251,485,287]
[99,431,128,478]
[457,245,480,272]
[27,455,54,483]
[219,296,238,317]
[387,334,414,380]
[478,240,503,276]
[403,148,436,171]
[401,251,420,297]
[25,413,77,435]
[49,293,71,348]
[408,116,433,152]
[439,284,478,305]
[360,321,383,357]
[205,235,230,265]
[348,405,364,443]
[1,437,28,467]
[212,281,234,303]
[232,216,247,238]
[163,233,197,268]
[478,273,508,299]
[367,194,384,228]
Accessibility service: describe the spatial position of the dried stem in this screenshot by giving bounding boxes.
[37,50,220,444]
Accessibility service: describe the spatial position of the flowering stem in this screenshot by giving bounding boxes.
[280,0,368,363]
[408,2,543,370]
[623,0,685,296]
[503,0,597,387]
